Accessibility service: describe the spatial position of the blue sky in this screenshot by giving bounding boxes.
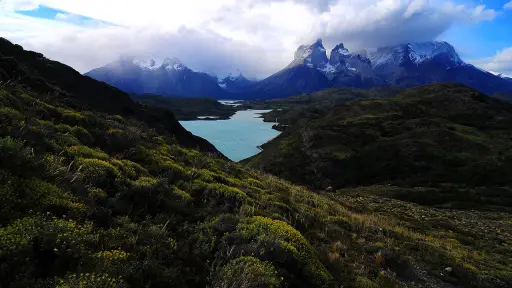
[440,0,512,60]
[1,0,511,77]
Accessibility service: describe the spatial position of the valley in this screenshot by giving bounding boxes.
[1,35,512,288]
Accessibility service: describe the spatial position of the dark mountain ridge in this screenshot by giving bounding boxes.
[0,38,220,154]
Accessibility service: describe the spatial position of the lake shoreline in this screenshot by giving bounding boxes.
[179,109,281,162]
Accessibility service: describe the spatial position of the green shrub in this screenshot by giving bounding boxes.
[61,109,86,125]
[0,217,39,254]
[71,126,93,145]
[130,177,159,189]
[246,178,265,189]
[326,216,352,231]
[66,145,109,160]
[236,216,332,287]
[355,277,378,288]
[56,123,73,133]
[36,119,56,131]
[107,129,130,151]
[0,137,37,173]
[215,256,281,288]
[53,133,81,147]
[159,160,187,178]
[110,159,149,180]
[0,106,23,120]
[57,273,128,288]
[171,185,193,203]
[88,187,108,201]
[208,183,247,201]
[74,158,120,186]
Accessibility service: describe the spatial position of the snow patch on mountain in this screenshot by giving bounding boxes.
[162,58,186,71]
[408,42,462,64]
[133,58,164,70]
[319,63,337,75]
[132,57,188,71]
[367,41,463,72]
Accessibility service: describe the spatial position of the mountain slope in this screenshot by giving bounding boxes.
[1,42,511,288]
[245,83,512,202]
[0,38,220,154]
[85,57,229,99]
[248,65,330,100]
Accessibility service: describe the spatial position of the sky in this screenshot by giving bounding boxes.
[1,0,511,78]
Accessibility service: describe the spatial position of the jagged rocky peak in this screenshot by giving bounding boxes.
[329,42,352,65]
[289,39,328,69]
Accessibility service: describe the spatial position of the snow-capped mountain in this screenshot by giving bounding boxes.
[248,40,384,99]
[217,69,256,93]
[85,39,512,100]
[363,41,512,96]
[85,56,228,99]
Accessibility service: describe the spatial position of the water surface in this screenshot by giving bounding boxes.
[180,110,279,161]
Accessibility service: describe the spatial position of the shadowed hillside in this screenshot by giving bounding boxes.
[245,83,512,209]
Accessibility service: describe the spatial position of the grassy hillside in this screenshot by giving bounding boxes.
[245,83,512,209]
[131,94,237,120]
[1,42,511,288]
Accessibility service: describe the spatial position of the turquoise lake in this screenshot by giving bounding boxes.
[180,110,280,161]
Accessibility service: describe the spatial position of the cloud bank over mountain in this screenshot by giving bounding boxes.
[0,0,507,78]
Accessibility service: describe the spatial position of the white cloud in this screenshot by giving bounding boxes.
[0,0,40,11]
[505,1,512,10]
[0,0,502,78]
[469,47,512,76]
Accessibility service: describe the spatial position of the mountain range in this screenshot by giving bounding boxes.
[86,39,512,100]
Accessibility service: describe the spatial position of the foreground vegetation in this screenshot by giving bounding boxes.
[0,38,511,288]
